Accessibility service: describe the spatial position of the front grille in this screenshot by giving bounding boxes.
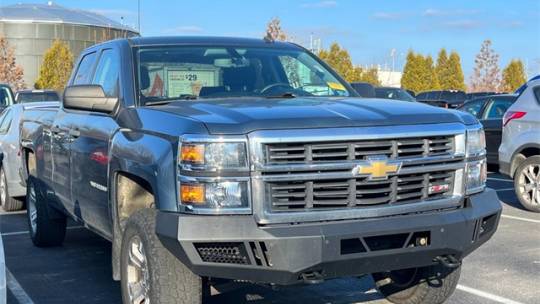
[265,136,454,164]
[268,170,454,211]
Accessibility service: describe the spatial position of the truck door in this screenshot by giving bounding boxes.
[51,52,98,214]
[70,48,121,237]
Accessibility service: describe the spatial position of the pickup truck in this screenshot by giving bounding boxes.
[20,37,501,304]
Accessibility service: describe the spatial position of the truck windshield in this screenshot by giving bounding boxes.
[135,46,352,104]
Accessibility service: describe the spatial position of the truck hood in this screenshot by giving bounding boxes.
[153,97,477,134]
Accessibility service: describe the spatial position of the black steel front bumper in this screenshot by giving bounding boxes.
[156,188,501,285]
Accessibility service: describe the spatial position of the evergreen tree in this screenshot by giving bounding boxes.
[470,40,501,92]
[501,59,526,92]
[424,55,440,90]
[317,43,379,85]
[435,48,450,88]
[446,52,466,91]
[0,36,25,91]
[401,51,422,94]
[35,40,74,91]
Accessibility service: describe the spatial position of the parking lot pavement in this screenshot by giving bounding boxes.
[1,172,539,304]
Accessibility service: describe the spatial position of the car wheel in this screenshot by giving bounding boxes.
[514,155,540,212]
[0,167,23,212]
[26,176,67,247]
[120,209,204,304]
[372,263,461,304]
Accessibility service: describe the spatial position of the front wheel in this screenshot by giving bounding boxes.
[120,209,204,304]
[514,155,540,212]
[372,263,461,304]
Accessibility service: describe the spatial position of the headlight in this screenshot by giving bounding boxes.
[178,135,250,214]
[465,126,487,194]
[466,128,486,157]
[179,179,249,213]
[180,138,248,171]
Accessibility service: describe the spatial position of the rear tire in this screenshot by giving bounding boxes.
[514,155,540,212]
[26,176,67,247]
[0,167,23,212]
[120,209,203,304]
[372,264,461,304]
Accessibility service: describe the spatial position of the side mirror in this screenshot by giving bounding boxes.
[63,85,118,114]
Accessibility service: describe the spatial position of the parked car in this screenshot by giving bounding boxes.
[416,90,467,108]
[458,94,517,165]
[350,82,375,97]
[15,89,60,103]
[0,84,15,112]
[499,78,540,212]
[20,37,500,304]
[406,89,416,98]
[375,87,416,102]
[465,92,498,101]
[0,102,59,211]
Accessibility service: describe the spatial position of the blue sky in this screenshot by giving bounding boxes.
[4,0,540,79]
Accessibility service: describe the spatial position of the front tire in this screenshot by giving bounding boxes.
[372,264,461,304]
[26,176,67,247]
[0,167,23,212]
[514,155,540,212]
[120,209,203,304]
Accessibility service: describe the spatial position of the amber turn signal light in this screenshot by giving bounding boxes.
[181,144,204,164]
[180,184,205,204]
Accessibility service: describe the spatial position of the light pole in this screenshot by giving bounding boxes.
[137,0,141,34]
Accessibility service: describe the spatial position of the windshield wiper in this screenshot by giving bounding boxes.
[264,92,297,99]
[144,94,198,106]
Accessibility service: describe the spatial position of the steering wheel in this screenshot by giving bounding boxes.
[260,83,295,94]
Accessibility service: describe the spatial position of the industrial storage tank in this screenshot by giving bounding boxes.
[0,2,139,87]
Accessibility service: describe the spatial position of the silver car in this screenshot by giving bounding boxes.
[499,77,540,212]
[0,102,59,211]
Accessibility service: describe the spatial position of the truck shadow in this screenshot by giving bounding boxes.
[208,277,386,304]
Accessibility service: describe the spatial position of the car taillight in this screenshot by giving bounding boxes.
[503,111,526,127]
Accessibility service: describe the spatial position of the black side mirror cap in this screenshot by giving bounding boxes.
[63,85,118,114]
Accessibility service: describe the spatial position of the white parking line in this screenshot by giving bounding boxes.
[6,268,34,304]
[1,226,84,236]
[501,214,540,224]
[457,284,524,304]
[487,177,513,182]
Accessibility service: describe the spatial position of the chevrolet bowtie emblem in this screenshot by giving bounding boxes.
[352,157,401,180]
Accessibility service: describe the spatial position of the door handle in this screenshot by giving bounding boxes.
[51,125,61,134]
[69,128,80,138]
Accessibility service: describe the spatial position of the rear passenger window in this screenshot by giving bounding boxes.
[73,52,97,85]
[0,109,12,133]
[92,49,120,97]
[534,87,540,104]
[484,99,513,119]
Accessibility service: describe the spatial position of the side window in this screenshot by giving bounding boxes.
[92,49,120,97]
[0,109,13,133]
[460,100,483,118]
[534,87,540,104]
[73,52,97,85]
[483,99,514,119]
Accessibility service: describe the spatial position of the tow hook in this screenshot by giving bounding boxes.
[300,271,324,284]
[434,255,461,268]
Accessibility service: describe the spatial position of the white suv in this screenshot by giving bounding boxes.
[499,77,540,212]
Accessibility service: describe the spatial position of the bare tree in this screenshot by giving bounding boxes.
[0,36,25,91]
[264,17,287,42]
[470,40,501,92]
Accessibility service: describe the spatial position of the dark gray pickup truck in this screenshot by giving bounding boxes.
[19,37,501,304]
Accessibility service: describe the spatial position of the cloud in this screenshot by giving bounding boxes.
[162,26,204,34]
[301,1,337,8]
[372,12,407,20]
[422,8,480,17]
[501,21,524,28]
[442,19,482,30]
